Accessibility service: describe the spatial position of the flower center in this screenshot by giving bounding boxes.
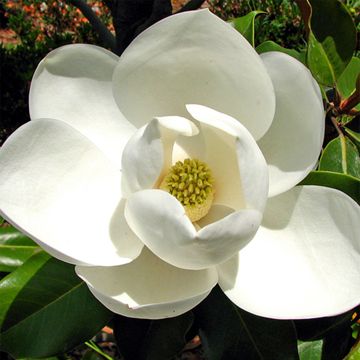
[159,158,215,222]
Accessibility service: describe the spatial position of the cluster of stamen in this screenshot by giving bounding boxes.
[160,158,214,222]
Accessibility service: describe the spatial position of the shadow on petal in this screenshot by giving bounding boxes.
[197,204,234,229]
[109,198,144,261]
[216,253,239,291]
[260,187,300,230]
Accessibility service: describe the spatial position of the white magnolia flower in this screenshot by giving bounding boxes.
[0,10,359,320]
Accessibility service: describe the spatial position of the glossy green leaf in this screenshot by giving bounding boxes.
[322,318,354,360]
[307,0,356,86]
[345,341,360,360]
[319,136,360,178]
[298,340,323,360]
[0,225,39,272]
[256,40,305,63]
[194,286,298,360]
[299,170,360,203]
[231,11,265,47]
[0,251,113,358]
[113,312,193,360]
[295,310,355,360]
[345,128,360,147]
[337,56,360,103]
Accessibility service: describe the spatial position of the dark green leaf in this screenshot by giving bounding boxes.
[345,128,360,147]
[231,11,265,47]
[256,40,305,63]
[322,318,354,360]
[0,225,39,272]
[83,349,106,360]
[295,309,356,359]
[307,0,356,86]
[294,309,355,341]
[319,136,360,178]
[0,217,4,226]
[194,286,298,360]
[299,170,360,203]
[113,312,193,360]
[345,341,360,359]
[0,252,112,358]
[337,57,360,111]
[298,340,323,360]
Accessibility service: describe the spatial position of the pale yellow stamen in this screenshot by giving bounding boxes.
[159,158,215,222]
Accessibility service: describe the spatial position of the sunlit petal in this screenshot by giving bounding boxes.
[0,119,143,266]
[76,247,218,319]
[113,10,275,140]
[30,44,135,168]
[218,186,360,319]
[125,189,261,270]
[258,52,324,196]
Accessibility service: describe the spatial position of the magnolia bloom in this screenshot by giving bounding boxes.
[0,10,359,320]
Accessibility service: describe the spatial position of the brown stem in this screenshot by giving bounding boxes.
[68,0,116,51]
[294,0,311,36]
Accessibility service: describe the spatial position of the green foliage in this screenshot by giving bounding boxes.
[306,0,357,86]
[295,309,357,359]
[0,252,113,358]
[337,57,360,110]
[0,223,39,272]
[319,136,360,178]
[230,11,265,47]
[194,286,299,359]
[113,313,193,359]
[256,39,305,62]
[298,340,323,359]
[209,0,307,50]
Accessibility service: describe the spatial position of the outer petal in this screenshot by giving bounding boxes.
[113,9,275,140]
[0,119,143,266]
[121,116,198,197]
[75,247,218,319]
[125,189,262,270]
[186,104,269,213]
[258,52,324,197]
[29,44,136,168]
[217,186,360,319]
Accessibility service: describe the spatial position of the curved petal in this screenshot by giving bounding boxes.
[0,119,143,266]
[76,247,218,319]
[187,104,269,213]
[121,116,198,197]
[113,9,275,140]
[30,44,136,168]
[218,186,360,319]
[125,189,262,270]
[258,52,324,197]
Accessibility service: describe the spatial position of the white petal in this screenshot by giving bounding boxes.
[218,186,360,319]
[258,52,325,197]
[125,189,262,270]
[187,105,269,213]
[30,44,136,168]
[121,116,198,197]
[0,119,143,266]
[76,247,218,319]
[113,10,275,140]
